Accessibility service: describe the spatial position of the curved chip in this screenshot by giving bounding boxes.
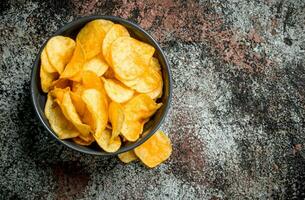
[150,57,161,71]
[76,19,114,60]
[94,129,121,152]
[102,24,130,65]
[44,94,79,139]
[130,67,162,93]
[123,94,162,121]
[51,78,71,90]
[110,37,155,80]
[60,91,92,137]
[108,102,124,141]
[61,42,85,82]
[121,120,144,141]
[134,130,172,168]
[41,49,57,73]
[46,36,75,74]
[40,67,58,93]
[83,53,109,76]
[118,150,138,163]
[73,135,94,146]
[103,78,134,103]
[81,89,108,137]
[103,67,115,79]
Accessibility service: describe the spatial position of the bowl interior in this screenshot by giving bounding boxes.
[31,16,171,155]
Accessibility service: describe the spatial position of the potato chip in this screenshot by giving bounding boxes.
[51,78,71,89]
[46,36,75,74]
[102,24,130,65]
[82,89,108,137]
[110,37,155,80]
[130,67,162,93]
[60,91,91,137]
[108,102,124,141]
[134,130,172,168]
[40,67,58,93]
[61,42,85,82]
[83,53,109,76]
[103,78,134,103]
[76,20,113,59]
[118,150,137,163]
[94,129,121,152]
[45,94,79,139]
[70,92,86,117]
[150,57,161,71]
[73,135,94,146]
[41,49,57,73]
[123,94,162,121]
[50,87,69,103]
[121,120,144,141]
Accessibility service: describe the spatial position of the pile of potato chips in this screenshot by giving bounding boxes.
[40,19,172,168]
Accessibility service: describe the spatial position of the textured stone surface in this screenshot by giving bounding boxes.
[1,0,305,199]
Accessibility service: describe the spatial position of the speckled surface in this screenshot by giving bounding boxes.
[1,0,305,199]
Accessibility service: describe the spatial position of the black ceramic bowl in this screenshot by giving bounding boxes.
[31,16,172,155]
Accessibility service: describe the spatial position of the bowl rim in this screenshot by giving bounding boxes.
[30,15,172,156]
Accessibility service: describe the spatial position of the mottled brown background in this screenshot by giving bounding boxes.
[1,0,305,199]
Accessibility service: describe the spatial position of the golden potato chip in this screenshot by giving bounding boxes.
[45,94,79,139]
[102,24,130,65]
[76,20,114,60]
[73,135,94,146]
[134,130,172,168]
[121,120,144,141]
[83,53,109,76]
[118,150,138,163]
[46,36,75,74]
[150,57,161,71]
[103,78,134,103]
[70,92,86,117]
[145,71,163,99]
[82,89,108,137]
[123,94,162,121]
[60,91,91,137]
[40,67,58,93]
[94,129,121,152]
[41,49,57,73]
[61,42,85,82]
[130,67,162,93]
[108,102,124,141]
[50,87,69,103]
[110,37,155,80]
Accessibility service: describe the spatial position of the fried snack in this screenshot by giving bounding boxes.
[103,78,134,103]
[102,24,130,65]
[118,150,138,163]
[40,67,58,93]
[94,129,121,152]
[44,94,79,139]
[110,37,155,80]
[83,53,109,77]
[108,102,124,141]
[73,135,94,146]
[46,36,75,74]
[121,120,145,141]
[41,49,57,73]
[134,130,172,168]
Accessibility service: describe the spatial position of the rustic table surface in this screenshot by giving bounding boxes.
[1,0,305,199]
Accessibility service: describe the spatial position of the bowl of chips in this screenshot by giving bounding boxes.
[30,16,172,156]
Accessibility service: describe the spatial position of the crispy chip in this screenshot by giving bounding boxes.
[83,53,109,76]
[51,78,71,90]
[40,67,58,93]
[108,102,124,141]
[82,89,108,137]
[103,78,134,103]
[70,92,86,117]
[45,94,79,139]
[46,36,75,74]
[118,150,137,163]
[134,130,172,168]
[41,49,57,73]
[94,129,121,152]
[102,24,130,65]
[103,67,115,79]
[73,135,94,146]
[150,57,161,71]
[121,120,144,141]
[61,42,85,82]
[110,37,155,80]
[59,91,91,136]
[130,67,162,93]
[123,94,162,121]
[77,20,113,59]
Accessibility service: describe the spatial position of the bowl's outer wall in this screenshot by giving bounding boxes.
[31,16,172,155]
